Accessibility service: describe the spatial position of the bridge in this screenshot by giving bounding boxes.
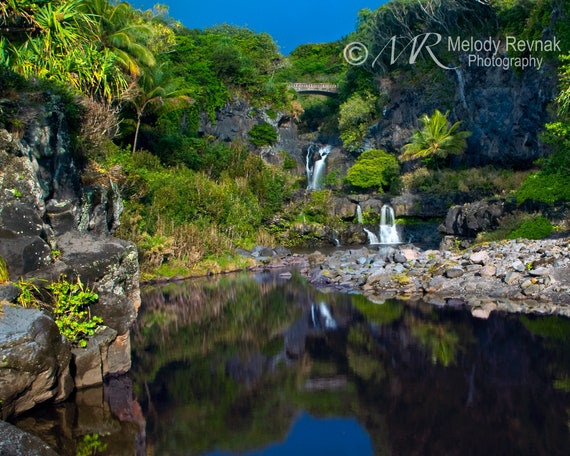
[288,83,339,96]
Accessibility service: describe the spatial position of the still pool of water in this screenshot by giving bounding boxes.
[11,270,570,455]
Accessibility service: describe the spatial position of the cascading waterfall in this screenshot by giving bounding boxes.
[306,145,331,190]
[379,204,400,244]
[356,204,363,224]
[363,204,401,245]
[363,228,380,245]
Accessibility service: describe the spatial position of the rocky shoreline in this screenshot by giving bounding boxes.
[251,237,570,319]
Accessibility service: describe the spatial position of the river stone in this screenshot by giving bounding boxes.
[529,267,550,276]
[504,272,521,285]
[0,419,58,456]
[393,251,407,263]
[479,264,497,278]
[445,268,464,278]
[511,259,525,272]
[394,264,406,274]
[0,305,72,419]
[471,302,498,319]
[470,251,490,265]
[426,276,446,292]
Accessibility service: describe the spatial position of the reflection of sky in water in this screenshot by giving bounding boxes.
[207,412,373,456]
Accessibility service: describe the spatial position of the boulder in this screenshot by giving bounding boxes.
[0,236,52,280]
[49,231,140,335]
[0,305,73,419]
[439,200,506,237]
[0,420,58,456]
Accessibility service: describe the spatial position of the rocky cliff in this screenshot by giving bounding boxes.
[371,62,558,168]
[0,92,140,419]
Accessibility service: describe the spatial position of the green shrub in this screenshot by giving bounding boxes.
[76,433,108,456]
[47,276,102,348]
[280,151,297,170]
[345,149,399,192]
[338,92,378,152]
[248,122,278,146]
[516,172,570,204]
[507,215,553,240]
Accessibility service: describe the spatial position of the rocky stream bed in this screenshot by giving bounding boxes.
[250,237,570,318]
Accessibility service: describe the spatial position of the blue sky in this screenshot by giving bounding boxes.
[131,1,388,53]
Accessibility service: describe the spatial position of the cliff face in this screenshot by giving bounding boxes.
[372,61,558,167]
[0,93,140,418]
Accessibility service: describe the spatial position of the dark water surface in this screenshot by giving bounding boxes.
[11,271,570,455]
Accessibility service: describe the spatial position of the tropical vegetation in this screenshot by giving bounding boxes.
[0,0,569,279]
[400,109,471,167]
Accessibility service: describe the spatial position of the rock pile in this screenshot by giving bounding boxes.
[299,238,570,318]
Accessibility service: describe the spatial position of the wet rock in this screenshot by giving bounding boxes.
[0,95,140,419]
[426,276,446,292]
[0,420,58,456]
[71,326,117,389]
[390,191,449,218]
[332,197,357,220]
[252,246,275,258]
[0,305,72,419]
[394,251,408,263]
[471,302,498,319]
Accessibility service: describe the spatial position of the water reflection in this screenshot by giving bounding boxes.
[10,271,570,455]
[133,271,570,456]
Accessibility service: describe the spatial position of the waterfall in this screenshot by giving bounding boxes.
[356,204,363,224]
[363,228,380,245]
[306,145,331,190]
[379,204,401,244]
[363,205,400,246]
[455,68,467,110]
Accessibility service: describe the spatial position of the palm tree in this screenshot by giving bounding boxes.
[401,109,471,167]
[82,0,156,78]
[125,64,193,153]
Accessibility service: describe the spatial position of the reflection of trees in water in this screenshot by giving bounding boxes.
[134,274,570,455]
[351,309,570,456]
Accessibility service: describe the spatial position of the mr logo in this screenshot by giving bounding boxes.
[371,33,455,70]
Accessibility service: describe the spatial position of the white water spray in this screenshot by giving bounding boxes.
[306,145,331,190]
[363,228,379,245]
[363,204,401,245]
[379,205,400,244]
